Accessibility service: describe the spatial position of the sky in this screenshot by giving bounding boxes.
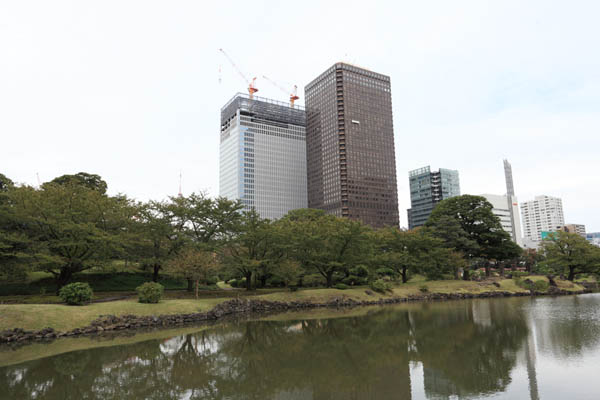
[1,0,599,231]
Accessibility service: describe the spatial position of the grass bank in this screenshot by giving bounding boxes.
[0,276,587,333]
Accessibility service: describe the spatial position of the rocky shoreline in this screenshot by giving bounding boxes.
[0,287,593,345]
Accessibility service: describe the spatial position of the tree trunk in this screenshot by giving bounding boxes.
[401,267,408,283]
[463,269,470,281]
[499,263,505,277]
[187,279,194,292]
[153,265,160,282]
[245,272,252,291]
[485,265,491,277]
[326,271,333,288]
[259,275,267,288]
[195,280,199,299]
[568,267,575,281]
[56,268,74,293]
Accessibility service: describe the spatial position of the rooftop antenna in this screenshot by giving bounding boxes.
[178,171,183,197]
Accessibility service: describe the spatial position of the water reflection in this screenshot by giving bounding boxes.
[2,294,600,399]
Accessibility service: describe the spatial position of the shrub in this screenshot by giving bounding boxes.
[335,283,350,290]
[342,275,367,286]
[419,284,429,293]
[136,282,164,303]
[375,267,396,278]
[206,276,219,286]
[534,280,549,292]
[302,274,326,287]
[59,282,93,305]
[369,279,391,293]
[349,265,370,278]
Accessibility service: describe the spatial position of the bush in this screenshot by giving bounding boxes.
[136,282,164,303]
[369,279,391,293]
[335,283,350,290]
[59,282,93,305]
[419,284,429,293]
[375,267,397,278]
[206,276,219,286]
[342,275,368,286]
[302,274,326,287]
[534,280,549,292]
[349,265,370,278]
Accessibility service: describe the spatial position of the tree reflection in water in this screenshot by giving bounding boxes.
[2,295,600,400]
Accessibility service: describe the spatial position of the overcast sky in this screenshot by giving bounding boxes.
[1,1,599,231]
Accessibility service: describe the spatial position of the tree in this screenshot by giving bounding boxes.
[0,173,14,192]
[425,195,517,279]
[128,200,186,282]
[9,183,125,289]
[167,247,218,298]
[374,227,464,282]
[522,248,541,273]
[169,192,243,291]
[222,209,275,291]
[540,231,600,281]
[278,209,372,287]
[46,172,108,194]
[0,183,32,282]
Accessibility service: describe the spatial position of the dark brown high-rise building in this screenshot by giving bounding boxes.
[305,63,399,228]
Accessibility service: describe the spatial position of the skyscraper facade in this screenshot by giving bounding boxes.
[219,93,307,219]
[481,194,524,246]
[407,166,460,229]
[502,159,523,246]
[520,195,565,243]
[304,63,399,228]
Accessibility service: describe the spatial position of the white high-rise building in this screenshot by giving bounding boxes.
[481,194,523,247]
[520,195,565,243]
[219,93,307,219]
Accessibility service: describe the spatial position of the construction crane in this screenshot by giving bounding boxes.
[262,75,300,108]
[219,48,258,99]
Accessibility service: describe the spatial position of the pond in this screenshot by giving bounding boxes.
[1,294,599,399]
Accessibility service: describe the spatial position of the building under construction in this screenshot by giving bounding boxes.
[219,93,307,219]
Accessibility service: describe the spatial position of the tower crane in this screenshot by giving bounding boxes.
[262,75,300,108]
[219,48,258,99]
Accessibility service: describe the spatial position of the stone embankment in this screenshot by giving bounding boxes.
[0,288,592,344]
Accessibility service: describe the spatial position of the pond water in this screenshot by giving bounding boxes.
[1,294,600,399]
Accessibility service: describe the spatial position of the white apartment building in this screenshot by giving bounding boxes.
[481,194,524,247]
[219,93,307,220]
[520,195,565,243]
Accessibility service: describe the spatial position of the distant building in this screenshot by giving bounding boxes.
[502,159,523,246]
[559,224,586,237]
[305,62,399,228]
[481,194,524,247]
[219,93,307,219]
[520,195,565,244]
[587,233,600,247]
[407,166,460,229]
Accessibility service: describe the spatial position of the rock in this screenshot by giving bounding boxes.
[365,290,374,296]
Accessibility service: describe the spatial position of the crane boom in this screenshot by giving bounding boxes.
[219,48,258,98]
[262,75,300,108]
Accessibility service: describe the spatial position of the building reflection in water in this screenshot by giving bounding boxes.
[2,295,600,399]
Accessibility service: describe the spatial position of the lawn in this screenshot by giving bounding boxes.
[0,277,587,333]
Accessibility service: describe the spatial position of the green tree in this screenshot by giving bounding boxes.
[0,182,32,282]
[426,195,518,279]
[540,231,600,281]
[169,192,243,290]
[46,172,108,194]
[278,209,372,287]
[128,200,186,282]
[222,209,275,291]
[9,183,125,289]
[0,173,14,191]
[167,247,218,298]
